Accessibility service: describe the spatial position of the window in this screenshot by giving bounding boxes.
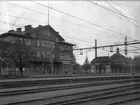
[60,46,64,51]
[44,31,48,36]
[25,39,31,46]
[37,40,40,47]
[28,40,31,45]
[64,45,67,52]
[42,52,45,58]
[56,38,59,42]
[32,33,36,37]
[67,46,72,52]
[37,52,40,57]
[42,41,45,47]
[19,38,23,44]
[46,41,53,48]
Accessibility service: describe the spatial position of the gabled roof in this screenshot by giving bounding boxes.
[111,48,125,59]
[111,53,125,59]
[0,25,65,41]
[91,56,111,65]
[31,25,65,41]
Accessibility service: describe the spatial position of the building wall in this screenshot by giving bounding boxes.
[0,26,74,76]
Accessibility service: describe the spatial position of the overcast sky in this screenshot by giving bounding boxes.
[0,0,140,64]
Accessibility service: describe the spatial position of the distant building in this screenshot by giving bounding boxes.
[91,56,111,74]
[91,48,131,74]
[110,48,130,73]
[0,25,75,75]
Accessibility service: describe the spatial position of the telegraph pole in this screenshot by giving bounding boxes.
[48,2,50,36]
[124,36,127,56]
[48,2,50,25]
[47,2,53,73]
[95,39,97,74]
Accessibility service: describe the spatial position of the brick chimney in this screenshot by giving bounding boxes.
[17,28,21,32]
[25,25,32,33]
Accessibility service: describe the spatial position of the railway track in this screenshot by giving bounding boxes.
[1,78,139,97]
[1,75,138,89]
[1,82,140,105]
[1,76,140,105]
[4,82,140,105]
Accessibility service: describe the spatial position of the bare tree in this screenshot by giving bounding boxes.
[82,57,91,73]
[72,54,82,74]
[0,41,13,75]
[12,43,34,76]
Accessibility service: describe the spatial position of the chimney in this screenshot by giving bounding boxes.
[56,31,59,34]
[38,25,42,27]
[116,48,119,53]
[25,25,32,33]
[17,28,21,32]
[8,30,14,33]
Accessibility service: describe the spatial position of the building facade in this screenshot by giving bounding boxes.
[91,56,111,74]
[0,25,75,75]
[110,48,130,73]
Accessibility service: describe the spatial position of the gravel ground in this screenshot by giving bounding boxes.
[117,99,140,105]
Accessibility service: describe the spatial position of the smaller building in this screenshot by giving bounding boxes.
[110,48,130,73]
[91,48,131,74]
[91,56,111,74]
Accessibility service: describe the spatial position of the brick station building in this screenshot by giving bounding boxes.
[0,25,75,75]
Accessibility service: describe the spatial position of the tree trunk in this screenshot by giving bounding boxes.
[19,67,23,76]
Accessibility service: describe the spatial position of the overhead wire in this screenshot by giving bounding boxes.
[30,0,131,38]
[88,0,140,25]
[2,0,140,52]
[5,0,138,43]
[111,1,140,52]
[0,19,24,28]
[0,12,103,37]
[105,0,138,27]
[0,25,94,47]
[0,12,46,25]
[88,0,140,41]
[0,7,112,46]
[63,36,93,44]
[4,1,123,39]
[111,0,140,23]
[0,16,96,46]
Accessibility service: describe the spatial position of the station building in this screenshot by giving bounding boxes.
[0,25,75,76]
[91,48,131,74]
